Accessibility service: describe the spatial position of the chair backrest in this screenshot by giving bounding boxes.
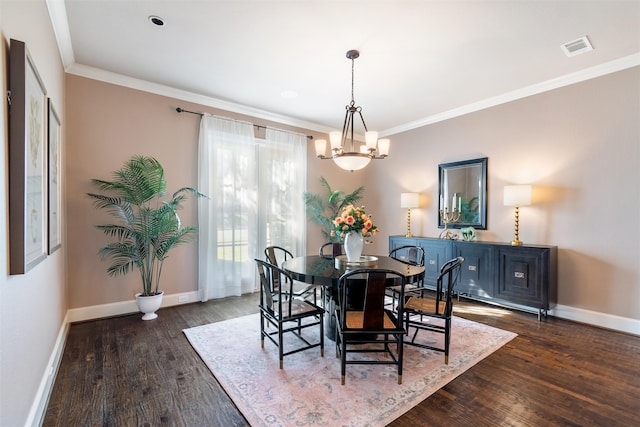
[264,246,294,267]
[255,258,275,312]
[434,256,464,315]
[388,245,425,266]
[255,258,295,318]
[319,242,343,258]
[337,268,405,331]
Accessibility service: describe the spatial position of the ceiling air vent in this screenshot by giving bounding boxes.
[561,36,593,57]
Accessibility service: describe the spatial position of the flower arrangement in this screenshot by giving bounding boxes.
[331,204,379,239]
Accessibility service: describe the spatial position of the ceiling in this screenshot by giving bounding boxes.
[50,1,640,136]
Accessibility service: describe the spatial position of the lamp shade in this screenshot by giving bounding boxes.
[377,138,390,156]
[400,192,420,209]
[314,139,327,157]
[504,185,532,206]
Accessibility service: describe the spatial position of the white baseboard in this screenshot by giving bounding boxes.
[549,304,639,336]
[28,312,70,427]
[66,291,200,323]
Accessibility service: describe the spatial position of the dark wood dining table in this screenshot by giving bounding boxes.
[281,255,425,339]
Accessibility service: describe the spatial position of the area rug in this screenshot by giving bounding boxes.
[183,314,516,427]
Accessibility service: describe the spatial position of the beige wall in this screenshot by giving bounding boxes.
[0,1,67,425]
[363,67,640,322]
[65,74,365,308]
[65,66,640,326]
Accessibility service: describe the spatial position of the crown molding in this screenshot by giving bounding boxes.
[383,53,640,137]
[66,63,334,134]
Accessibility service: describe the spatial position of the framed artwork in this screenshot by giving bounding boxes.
[48,99,62,254]
[9,39,48,274]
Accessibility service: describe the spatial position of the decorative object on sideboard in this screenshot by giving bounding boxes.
[503,185,532,246]
[438,157,488,230]
[400,193,419,237]
[461,226,476,242]
[314,50,389,172]
[439,192,461,240]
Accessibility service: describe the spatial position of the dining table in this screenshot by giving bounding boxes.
[281,254,425,340]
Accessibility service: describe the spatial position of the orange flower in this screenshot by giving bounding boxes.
[332,204,378,241]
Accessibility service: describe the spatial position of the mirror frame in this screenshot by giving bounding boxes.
[438,157,488,230]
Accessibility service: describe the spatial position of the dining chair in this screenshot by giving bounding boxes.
[264,246,320,305]
[335,268,406,385]
[403,256,464,364]
[255,259,324,369]
[318,242,344,258]
[386,245,426,309]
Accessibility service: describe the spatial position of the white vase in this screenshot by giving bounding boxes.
[136,291,163,320]
[344,231,364,262]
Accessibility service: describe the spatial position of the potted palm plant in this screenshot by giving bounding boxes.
[88,155,205,320]
[303,176,365,243]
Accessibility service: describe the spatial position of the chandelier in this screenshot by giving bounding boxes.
[314,50,389,171]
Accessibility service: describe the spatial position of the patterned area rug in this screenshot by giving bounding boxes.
[183,313,516,427]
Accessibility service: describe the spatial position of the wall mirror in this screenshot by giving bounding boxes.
[438,157,488,230]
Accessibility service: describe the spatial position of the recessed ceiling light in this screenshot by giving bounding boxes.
[149,16,165,27]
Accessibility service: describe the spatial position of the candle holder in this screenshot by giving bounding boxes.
[439,208,460,240]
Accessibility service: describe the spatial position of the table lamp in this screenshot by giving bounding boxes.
[503,185,532,246]
[400,193,420,237]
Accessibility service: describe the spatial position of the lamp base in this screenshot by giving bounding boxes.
[511,239,523,246]
[405,232,413,237]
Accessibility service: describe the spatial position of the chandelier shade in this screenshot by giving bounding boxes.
[315,49,389,172]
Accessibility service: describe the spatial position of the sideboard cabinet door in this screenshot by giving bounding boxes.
[495,246,555,310]
[419,239,452,287]
[453,241,495,298]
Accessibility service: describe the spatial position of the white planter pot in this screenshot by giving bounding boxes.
[136,291,164,320]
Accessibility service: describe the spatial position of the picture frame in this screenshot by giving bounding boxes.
[438,157,488,230]
[48,99,62,254]
[9,39,48,274]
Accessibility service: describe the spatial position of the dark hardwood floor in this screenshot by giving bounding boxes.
[43,293,639,427]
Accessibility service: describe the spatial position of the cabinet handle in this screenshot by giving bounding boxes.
[514,272,525,279]
[468,265,477,271]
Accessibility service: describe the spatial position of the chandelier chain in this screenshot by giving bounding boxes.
[351,56,355,104]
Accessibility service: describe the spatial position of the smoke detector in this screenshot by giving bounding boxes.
[561,36,593,57]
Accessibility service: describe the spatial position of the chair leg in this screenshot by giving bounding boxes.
[279,326,284,369]
[444,317,451,365]
[397,331,404,384]
[340,334,347,385]
[320,312,325,358]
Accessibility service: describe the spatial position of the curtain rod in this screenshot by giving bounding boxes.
[175,107,313,140]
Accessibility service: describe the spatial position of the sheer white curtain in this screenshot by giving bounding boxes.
[198,115,256,300]
[259,128,307,256]
[198,115,307,301]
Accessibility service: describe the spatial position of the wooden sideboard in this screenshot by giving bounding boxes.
[389,235,557,319]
